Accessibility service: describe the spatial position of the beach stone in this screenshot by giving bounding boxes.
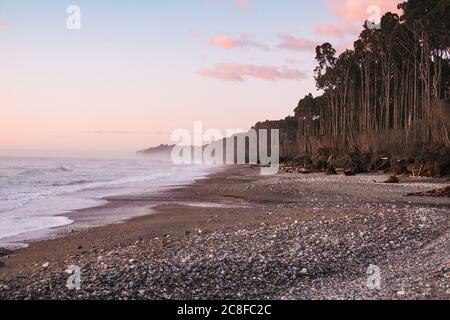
[384,175,399,184]
[42,262,49,268]
[0,167,448,300]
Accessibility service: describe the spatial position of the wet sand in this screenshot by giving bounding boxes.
[0,165,449,299]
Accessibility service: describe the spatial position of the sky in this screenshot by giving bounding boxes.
[0,0,402,157]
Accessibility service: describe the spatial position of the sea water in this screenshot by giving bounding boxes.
[0,156,213,247]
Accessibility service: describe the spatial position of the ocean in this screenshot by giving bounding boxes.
[0,156,214,248]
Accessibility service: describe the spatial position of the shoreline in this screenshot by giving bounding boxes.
[0,165,449,299]
[0,164,221,250]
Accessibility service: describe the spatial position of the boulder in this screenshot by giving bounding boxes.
[344,169,356,176]
[384,175,400,184]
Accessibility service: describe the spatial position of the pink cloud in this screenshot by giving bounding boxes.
[314,23,346,38]
[0,21,9,28]
[278,34,316,51]
[210,36,235,49]
[235,0,253,10]
[327,0,402,23]
[313,1,403,41]
[198,62,308,82]
[210,35,268,50]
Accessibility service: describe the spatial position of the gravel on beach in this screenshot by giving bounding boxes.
[0,167,449,300]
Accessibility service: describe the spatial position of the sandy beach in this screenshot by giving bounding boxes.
[0,165,449,300]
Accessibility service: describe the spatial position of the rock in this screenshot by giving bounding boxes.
[344,169,356,176]
[384,175,399,184]
[0,261,5,268]
[1,168,447,300]
[298,168,312,174]
[42,262,50,268]
[407,186,450,198]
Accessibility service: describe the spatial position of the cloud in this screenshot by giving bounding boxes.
[314,23,346,38]
[235,0,254,10]
[312,0,403,46]
[236,0,247,7]
[284,57,304,66]
[198,62,308,82]
[278,34,316,52]
[210,35,268,50]
[0,21,9,28]
[326,0,402,24]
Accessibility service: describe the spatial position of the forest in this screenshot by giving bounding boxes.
[255,0,450,175]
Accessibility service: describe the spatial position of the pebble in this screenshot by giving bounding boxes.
[0,172,448,300]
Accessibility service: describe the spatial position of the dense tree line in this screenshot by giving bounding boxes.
[294,0,450,154]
